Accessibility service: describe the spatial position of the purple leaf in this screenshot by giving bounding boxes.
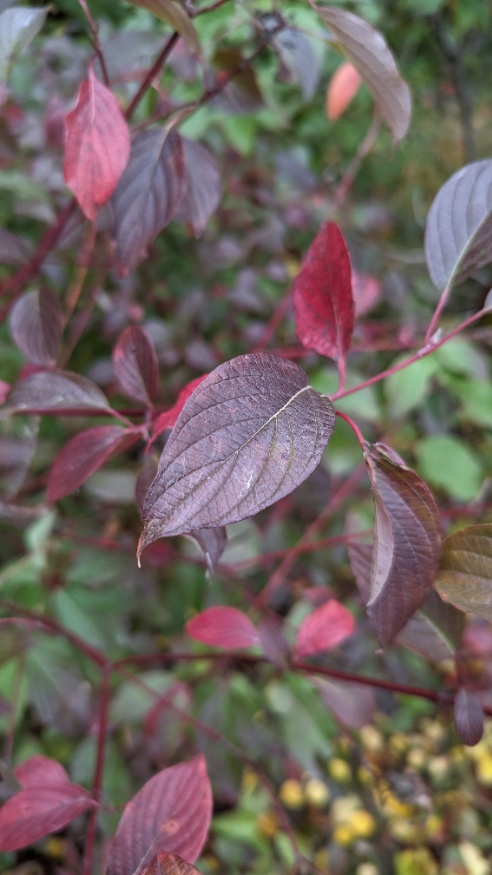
[295,600,355,657]
[48,425,140,501]
[435,523,492,620]
[316,678,375,729]
[425,159,492,291]
[189,527,227,574]
[454,688,484,746]
[180,138,222,237]
[151,376,208,441]
[273,28,321,100]
[112,128,186,275]
[113,325,159,405]
[293,221,354,377]
[211,50,263,114]
[186,607,260,650]
[315,6,411,143]
[106,755,212,875]
[0,755,94,853]
[140,854,202,875]
[364,443,441,647]
[395,591,465,662]
[138,353,336,558]
[9,287,62,366]
[7,369,110,415]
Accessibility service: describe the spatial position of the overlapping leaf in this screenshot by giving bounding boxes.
[186,607,260,651]
[126,0,199,54]
[295,599,355,657]
[180,139,222,237]
[364,443,441,647]
[138,353,336,557]
[293,221,354,378]
[151,375,208,441]
[0,755,94,852]
[316,678,375,729]
[326,61,362,120]
[316,6,411,143]
[425,159,492,291]
[189,527,227,574]
[454,688,484,746]
[107,755,212,874]
[48,426,140,501]
[64,67,130,221]
[435,524,492,619]
[113,325,159,405]
[112,128,186,274]
[0,6,49,81]
[7,370,110,415]
[9,288,62,366]
[273,28,321,100]
[141,854,202,875]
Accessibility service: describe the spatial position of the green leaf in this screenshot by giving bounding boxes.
[385,356,437,417]
[436,524,492,620]
[415,435,483,502]
[125,0,200,53]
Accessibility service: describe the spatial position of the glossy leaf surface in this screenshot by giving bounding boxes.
[180,138,222,237]
[126,0,199,54]
[364,443,441,646]
[7,370,110,414]
[9,287,62,366]
[326,61,362,120]
[425,159,492,291]
[0,755,94,852]
[316,6,411,142]
[293,221,354,376]
[107,755,212,875]
[186,607,260,650]
[112,128,186,274]
[139,353,336,556]
[113,325,159,405]
[64,67,130,221]
[48,426,140,501]
[295,599,355,657]
[454,688,484,746]
[435,524,492,619]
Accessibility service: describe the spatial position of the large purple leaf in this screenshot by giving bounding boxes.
[0,755,94,853]
[180,138,222,237]
[7,369,111,415]
[425,159,492,291]
[364,443,441,647]
[9,287,62,366]
[292,221,354,378]
[112,128,186,275]
[435,524,492,620]
[113,325,159,405]
[316,6,411,143]
[106,755,212,875]
[454,688,484,747]
[140,854,201,875]
[48,425,140,501]
[138,353,335,558]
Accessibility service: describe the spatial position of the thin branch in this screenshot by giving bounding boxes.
[125,32,180,121]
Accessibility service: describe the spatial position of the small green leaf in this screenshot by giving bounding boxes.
[436,524,492,620]
[385,356,437,418]
[415,435,483,502]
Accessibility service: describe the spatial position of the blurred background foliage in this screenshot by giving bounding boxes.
[1,0,492,873]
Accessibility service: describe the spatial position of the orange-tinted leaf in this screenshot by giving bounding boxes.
[295,599,355,657]
[141,853,201,875]
[186,607,260,650]
[364,443,441,647]
[326,61,361,120]
[64,66,130,220]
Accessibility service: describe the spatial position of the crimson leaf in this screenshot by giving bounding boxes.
[48,425,140,501]
[64,65,130,221]
[186,607,260,650]
[293,221,354,380]
[138,353,336,558]
[113,325,159,405]
[454,688,484,747]
[112,128,186,275]
[295,599,355,658]
[106,755,212,875]
[151,376,208,442]
[425,159,492,292]
[364,443,441,647]
[9,287,62,366]
[180,138,222,237]
[0,755,94,852]
[7,369,111,415]
[316,6,411,143]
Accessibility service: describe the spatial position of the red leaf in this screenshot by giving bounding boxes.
[0,380,10,404]
[295,599,355,657]
[9,287,62,366]
[113,325,159,405]
[112,128,186,275]
[454,688,484,746]
[64,66,130,221]
[326,61,361,120]
[107,755,212,875]
[140,853,201,875]
[0,755,94,852]
[48,425,140,501]
[186,607,260,650]
[151,376,208,441]
[293,221,354,379]
[180,138,222,237]
[352,271,381,317]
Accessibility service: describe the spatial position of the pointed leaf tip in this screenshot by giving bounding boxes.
[139,352,336,554]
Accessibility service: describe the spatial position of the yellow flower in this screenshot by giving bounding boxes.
[304,778,330,808]
[279,779,304,809]
[328,757,352,783]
